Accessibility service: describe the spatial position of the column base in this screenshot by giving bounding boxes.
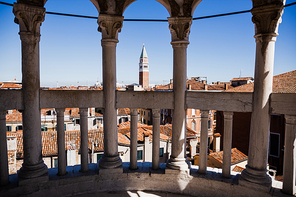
[98,154,122,169]
[240,165,271,187]
[17,161,48,179]
[166,156,190,171]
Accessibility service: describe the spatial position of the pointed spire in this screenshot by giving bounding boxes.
[140,43,148,59]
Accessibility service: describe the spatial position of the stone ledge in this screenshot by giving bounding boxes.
[0,163,285,197]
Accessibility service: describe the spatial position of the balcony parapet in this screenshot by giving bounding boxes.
[0,163,285,197]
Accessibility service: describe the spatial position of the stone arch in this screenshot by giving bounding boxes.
[122,0,171,16]
[89,0,101,13]
[191,0,203,16]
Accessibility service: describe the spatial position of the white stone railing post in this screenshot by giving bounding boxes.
[241,2,285,186]
[152,109,160,170]
[130,108,138,170]
[222,111,233,178]
[56,108,66,176]
[0,111,9,186]
[282,115,296,195]
[166,17,192,171]
[97,14,123,169]
[13,3,48,180]
[199,110,209,174]
[80,108,89,172]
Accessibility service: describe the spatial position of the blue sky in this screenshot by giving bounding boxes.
[0,0,295,87]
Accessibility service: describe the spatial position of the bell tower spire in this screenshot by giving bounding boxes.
[139,43,149,89]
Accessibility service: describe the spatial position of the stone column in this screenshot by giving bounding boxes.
[166,17,192,171]
[13,3,48,180]
[241,2,284,186]
[152,109,160,170]
[199,110,209,174]
[56,108,66,176]
[80,108,89,172]
[98,14,123,169]
[130,108,138,170]
[282,115,296,195]
[0,111,9,186]
[222,111,233,178]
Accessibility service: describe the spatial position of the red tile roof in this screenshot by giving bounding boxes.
[209,148,248,165]
[225,70,296,93]
[0,83,22,89]
[118,108,130,115]
[6,110,22,122]
[230,77,253,81]
[232,165,245,173]
[8,129,105,158]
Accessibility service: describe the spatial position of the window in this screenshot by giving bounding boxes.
[137,150,143,160]
[46,110,51,115]
[148,112,150,117]
[16,125,22,131]
[159,148,164,157]
[97,154,103,161]
[269,133,280,157]
[54,158,58,168]
[75,119,80,125]
[41,127,48,131]
[6,126,11,131]
[64,124,67,131]
[208,119,211,130]
[191,121,196,131]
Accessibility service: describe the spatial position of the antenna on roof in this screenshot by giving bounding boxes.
[239,69,242,78]
[57,81,59,87]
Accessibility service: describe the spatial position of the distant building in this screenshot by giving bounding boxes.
[230,77,253,87]
[139,44,149,89]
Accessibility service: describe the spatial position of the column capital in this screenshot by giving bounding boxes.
[285,115,296,125]
[167,17,192,42]
[223,111,233,119]
[152,109,161,118]
[13,3,45,44]
[55,108,65,113]
[130,108,138,116]
[98,14,124,40]
[251,3,284,43]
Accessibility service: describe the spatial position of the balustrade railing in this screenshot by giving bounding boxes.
[0,89,295,195]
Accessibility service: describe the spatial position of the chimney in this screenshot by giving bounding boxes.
[224,84,229,90]
[213,133,221,152]
[170,79,173,84]
[188,84,192,90]
[217,81,221,85]
[202,80,206,84]
[204,84,208,90]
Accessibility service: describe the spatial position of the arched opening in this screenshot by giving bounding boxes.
[188,1,254,84]
[117,0,172,86]
[41,0,100,87]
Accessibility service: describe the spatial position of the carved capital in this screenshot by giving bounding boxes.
[152,109,161,118]
[167,17,192,41]
[98,14,124,40]
[251,3,284,42]
[223,111,233,120]
[13,3,45,37]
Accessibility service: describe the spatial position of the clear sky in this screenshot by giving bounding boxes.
[0,0,295,87]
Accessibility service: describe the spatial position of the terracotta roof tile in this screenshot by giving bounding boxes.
[118,108,130,115]
[210,148,248,165]
[225,70,296,93]
[0,83,22,89]
[230,77,253,81]
[6,110,22,122]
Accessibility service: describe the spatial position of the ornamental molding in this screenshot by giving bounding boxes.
[13,3,45,36]
[152,109,161,117]
[251,4,284,38]
[167,17,192,41]
[98,14,124,40]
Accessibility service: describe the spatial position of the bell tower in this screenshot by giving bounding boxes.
[139,44,149,89]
